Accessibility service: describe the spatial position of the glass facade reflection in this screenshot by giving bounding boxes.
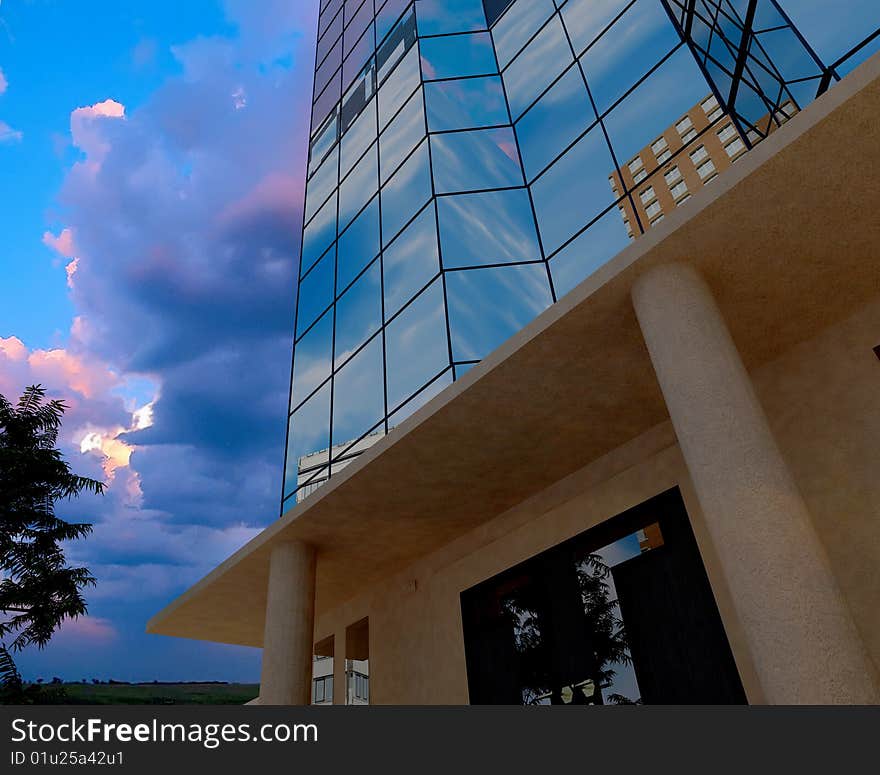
[283,0,870,508]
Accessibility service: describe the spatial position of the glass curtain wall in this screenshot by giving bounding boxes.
[282,0,862,508]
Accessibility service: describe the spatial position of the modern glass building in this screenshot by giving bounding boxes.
[151,1,880,707]
[282,0,859,506]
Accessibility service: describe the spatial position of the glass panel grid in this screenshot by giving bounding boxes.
[284,0,866,507]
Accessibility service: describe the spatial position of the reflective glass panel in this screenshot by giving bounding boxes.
[320,0,344,38]
[425,75,509,132]
[381,138,433,246]
[438,188,541,268]
[385,279,449,410]
[416,0,487,35]
[503,14,571,121]
[342,57,377,134]
[341,97,377,179]
[579,0,680,115]
[339,143,379,231]
[483,0,514,27]
[602,46,708,164]
[285,382,332,498]
[305,145,339,223]
[383,202,441,318]
[454,362,475,379]
[388,368,453,428]
[419,32,497,80]
[317,13,344,67]
[548,205,631,298]
[291,309,334,409]
[530,123,616,254]
[334,259,382,368]
[380,88,426,184]
[431,127,523,194]
[338,195,381,292]
[493,0,555,69]
[560,0,629,56]
[446,263,552,361]
[377,5,417,80]
[332,334,385,446]
[309,109,339,177]
[297,246,335,338]
[301,193,337,275]
[344,23,376,88]
[344,1,374,59]
[515,65,594,182]
[313,70,342,130]
[316,37,343,97]
[377,0,411,47]
[379,45,421,130]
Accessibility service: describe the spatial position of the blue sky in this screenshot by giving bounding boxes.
[1,1,235,350]
[1,0,317,682]
[0,0,877,684]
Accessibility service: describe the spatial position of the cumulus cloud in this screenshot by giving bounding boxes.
[69,98,126,165]
[65,257,79,288]
[0,335,144,497]
[72,98,126,121]
[43,227,77,258]
[9,1,319,680]
[0,335,119,403]
[55,616,118,645]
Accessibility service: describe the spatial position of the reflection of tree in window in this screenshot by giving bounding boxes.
[497,552,639,705]
[575,553,638,705]
[500,590,549,705]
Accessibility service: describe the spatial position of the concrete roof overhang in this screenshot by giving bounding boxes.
[148,55,880,648]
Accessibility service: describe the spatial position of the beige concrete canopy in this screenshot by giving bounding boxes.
[148,55,880,649]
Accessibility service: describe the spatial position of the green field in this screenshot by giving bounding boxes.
[39,683,260,705]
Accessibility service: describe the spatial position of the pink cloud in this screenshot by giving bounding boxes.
[43,227,77,258]
[0,68,7,95]
[56,616,118,644]
[26,348,119,401]
[73,99,126,121]
[0,336,28,362]
[217,172,303,225]
[0,333,158,515]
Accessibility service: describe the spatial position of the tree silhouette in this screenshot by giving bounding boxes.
[0,385,103,703]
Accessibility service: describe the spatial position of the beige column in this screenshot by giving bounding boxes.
[631,262,877,704]
[260,540,316,705]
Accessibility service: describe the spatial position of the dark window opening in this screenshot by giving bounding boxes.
[461,488,747,705]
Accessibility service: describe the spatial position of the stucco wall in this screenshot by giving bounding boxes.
[314,297,880,704]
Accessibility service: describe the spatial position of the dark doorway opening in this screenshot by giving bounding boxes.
[461,488,746,704]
